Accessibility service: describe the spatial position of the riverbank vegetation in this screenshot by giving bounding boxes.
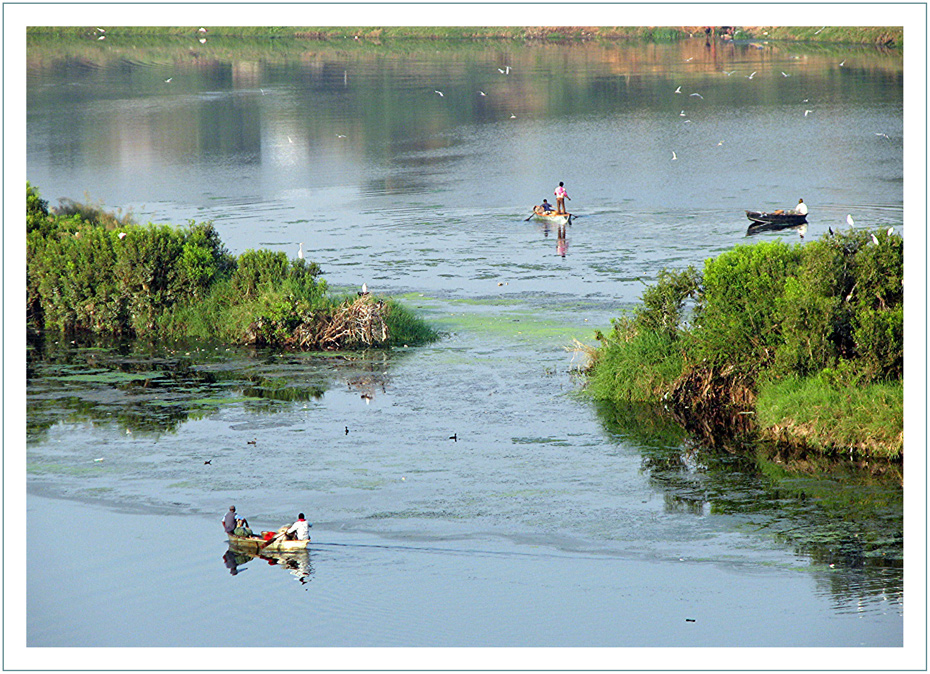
[27,25,902,47]
[583,232,903,460]
[26,183,439,350]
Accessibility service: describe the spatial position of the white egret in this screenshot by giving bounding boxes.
[297,242,304,260]
[804,110,813,116]
[871,233,880,245]
[846,214,855,226]
[671,151,678,160]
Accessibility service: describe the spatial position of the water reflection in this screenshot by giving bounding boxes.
[596,401,903,605]
[223,547,314,584]
[538,222,570,257]
[26,337,399,440]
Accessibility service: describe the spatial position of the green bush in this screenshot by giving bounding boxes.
[632,266,699,340]
[691,241,801,370]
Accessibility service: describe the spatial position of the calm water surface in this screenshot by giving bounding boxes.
[24,36,905,658]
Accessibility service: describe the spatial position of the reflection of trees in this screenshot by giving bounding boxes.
[26,337,403,440]
[27,37,901,196]
[596,401,903,604]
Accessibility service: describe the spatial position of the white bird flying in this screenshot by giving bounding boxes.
[690,92,703,99]
[434,90,444,97]
[680,110,686,116]
[674,85,682,93]
[748,71,757,79]
[804,110,813,116]
[671,151,678,160]
[839,59,846,67]
[478,90,486,96]
[723,70,736,76]
[781,72,790,77]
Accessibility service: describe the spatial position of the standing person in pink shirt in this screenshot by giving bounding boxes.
[554,181,571,214]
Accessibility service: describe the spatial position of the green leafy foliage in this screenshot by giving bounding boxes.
[691,241,801,370]
[26,184,435,350]
[587,231,904,458]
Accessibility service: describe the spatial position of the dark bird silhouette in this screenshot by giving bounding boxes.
[247,439,257,446]
[204,460,212,465]
[449,433,457,442]
[345,426,349,435]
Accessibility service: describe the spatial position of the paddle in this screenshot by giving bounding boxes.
[524,209,537,221]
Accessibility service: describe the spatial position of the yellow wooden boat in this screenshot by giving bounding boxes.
[531,206,573,226]
[227,532,310,554]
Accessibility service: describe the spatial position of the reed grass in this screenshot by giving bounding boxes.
[755,374,903,460]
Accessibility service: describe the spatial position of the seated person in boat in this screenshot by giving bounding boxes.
[222,505,238,534]
[791,198,808,215]
[285,512,311,540]
[535,199,554,215]
[232,518,254,538]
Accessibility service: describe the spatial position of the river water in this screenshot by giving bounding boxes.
[20,33,912,666]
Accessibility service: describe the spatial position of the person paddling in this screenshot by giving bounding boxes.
[554,182,571,214]
[285,513,311,540]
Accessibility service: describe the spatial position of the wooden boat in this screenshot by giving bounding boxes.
[745,209,807,227]
[532,206,573,226]
[227,532,310,554]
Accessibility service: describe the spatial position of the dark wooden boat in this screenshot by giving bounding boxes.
[745,210,807,226]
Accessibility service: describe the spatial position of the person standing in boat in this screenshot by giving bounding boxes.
[793,198,808,216]
[222,505,238,534]
[554,182,571,214]
[285,513,311,540]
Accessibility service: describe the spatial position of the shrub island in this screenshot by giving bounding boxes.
[582,231,904,461]
[26,183,439,350]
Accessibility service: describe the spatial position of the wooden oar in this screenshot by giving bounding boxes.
[524,208,539,221]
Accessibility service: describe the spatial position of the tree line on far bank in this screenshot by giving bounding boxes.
[26,183,438,350]
[582,229,903,460]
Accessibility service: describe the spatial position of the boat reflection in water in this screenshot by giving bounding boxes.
[223,547,314,585]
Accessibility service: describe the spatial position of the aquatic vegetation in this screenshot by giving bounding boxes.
[585,231,904,460]
[26,184,437,350]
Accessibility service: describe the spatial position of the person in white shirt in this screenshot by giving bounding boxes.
[286,513,311,540]
[793,198,808,216]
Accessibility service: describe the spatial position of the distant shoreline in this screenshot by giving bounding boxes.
[26,25,903,48]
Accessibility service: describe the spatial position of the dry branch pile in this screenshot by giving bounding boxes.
[292,296,389,350]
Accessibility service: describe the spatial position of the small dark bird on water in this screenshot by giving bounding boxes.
[449,433,457,442]
[345,426,349,435]
[204,460,212,465]
[247,439,256,445]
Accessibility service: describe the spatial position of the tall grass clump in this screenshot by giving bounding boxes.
[586,266,698,404]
